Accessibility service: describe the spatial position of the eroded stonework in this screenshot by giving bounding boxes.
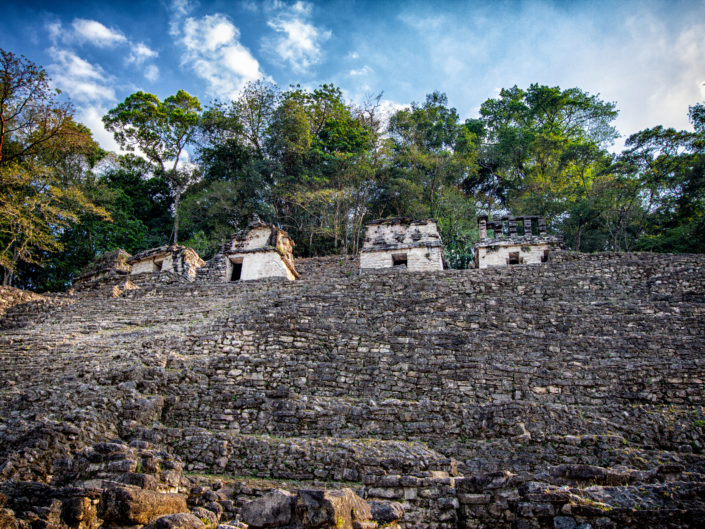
[197,222,299,282]
[128,246,205,281]
[73,249,132,286]
[359,218,444,272]
[473,214,563,269]
[1,251,704,528]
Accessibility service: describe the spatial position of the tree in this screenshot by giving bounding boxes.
[0,50,74,166]
[380,92,480,266]
[0,49,109,286]
[622,102,705,252]
[103,90,202,244]
[476,84,618,223]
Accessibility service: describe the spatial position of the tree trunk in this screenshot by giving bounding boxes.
[173,193,180,245]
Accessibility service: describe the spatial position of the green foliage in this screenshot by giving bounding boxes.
[104,90,202,244]
[4,47,705,289]
[0,49,110,287]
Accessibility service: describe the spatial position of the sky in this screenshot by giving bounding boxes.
[2,0,704,153]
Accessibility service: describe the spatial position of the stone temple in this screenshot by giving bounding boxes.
[127,245,205,281]
[473,214,563,269]
[359,218,444,272]
[73,248,132,286]
[197,221,299,282]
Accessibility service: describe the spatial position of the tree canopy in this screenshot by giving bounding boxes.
[2,46,704,290]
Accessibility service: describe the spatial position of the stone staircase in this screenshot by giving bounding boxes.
[1,252,704,528]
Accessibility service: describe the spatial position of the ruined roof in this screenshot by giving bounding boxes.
[366,217,437,226]
[362,218,442,252]
[75,249,132,283]
[127,245,203,265]
[227,222,295,253]
[473,235,564,248]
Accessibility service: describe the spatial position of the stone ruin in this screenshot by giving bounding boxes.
[359,218,444,272]
[197,221,299,282]
[1,250,705,528]
[128,245,205,281]
[73,249,132,286]
[473,214,563,269]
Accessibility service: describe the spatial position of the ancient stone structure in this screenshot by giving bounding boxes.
[197,222,299,282]
[473,214,563,269]
[359,218,444,272]
[128,245,205,281]
[1,251,704,528]
[73,248,132,286]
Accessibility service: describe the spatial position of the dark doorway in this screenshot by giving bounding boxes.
[230,261,243,281]
[392,253,408,267]
[541,250,549,263]
[508,252,520,265]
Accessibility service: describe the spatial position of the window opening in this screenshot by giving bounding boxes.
[392,253,408,267]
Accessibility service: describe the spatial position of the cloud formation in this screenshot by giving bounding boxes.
[263,1,331,72]
[71,18,127,47]
[128,43,158,65]
[171,4,266,98]
[47,47,116,103]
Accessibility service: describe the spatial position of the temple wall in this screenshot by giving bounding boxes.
[360,246,443,271]
[228,251,296,281]
[476,242,552,269]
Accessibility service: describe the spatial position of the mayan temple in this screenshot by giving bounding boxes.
[1,248,704,528]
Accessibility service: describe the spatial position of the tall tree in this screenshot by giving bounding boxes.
[0,49,108,286]
[622,102,705,252]
[103,90,201,244]
[380,92,480,266]
[476,84,618,222]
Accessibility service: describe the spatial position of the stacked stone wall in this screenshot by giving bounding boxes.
[0,251,704,528]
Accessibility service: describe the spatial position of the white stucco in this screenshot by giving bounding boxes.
[360,246,443,272]
[475,242,553,269]
[226,251,296,281]
[131,259,161,274]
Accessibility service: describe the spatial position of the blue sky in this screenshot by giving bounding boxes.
[2,0,704,152]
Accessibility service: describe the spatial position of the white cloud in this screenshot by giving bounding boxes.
[78,105,122,152]
[388,1,705,152]
[71,18,127,47]
[262,1,331,72]
[169,0,195,37]
[173,12,266,98]
[144,64,160,82]
[128,43,158,65]
[240,1,259,13]
[47,21,62,44]
[47,48,115,103]
[349,65,373,77]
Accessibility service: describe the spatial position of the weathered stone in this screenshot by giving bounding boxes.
[296,489,372,529]
[145,512,205,529]
[368,500,404,523]
[99,486,187,525]
[240,489,295,528]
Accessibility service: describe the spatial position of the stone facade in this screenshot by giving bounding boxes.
[474,214,563,269]
[197,222,299,282]
[127,245,205,281]
[73,249,132,286]
[1,251,704,528]
[359,218,444,272]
